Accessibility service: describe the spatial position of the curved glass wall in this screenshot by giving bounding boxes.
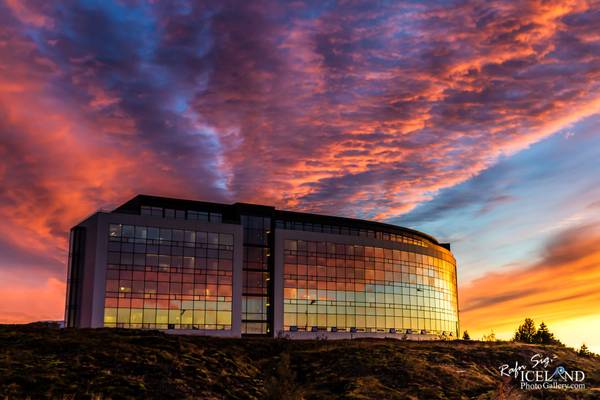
[104,224,234,330]
[282,239,458,336]
[276,219,432,248]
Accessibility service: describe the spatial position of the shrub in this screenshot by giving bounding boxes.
[578,344,593,357]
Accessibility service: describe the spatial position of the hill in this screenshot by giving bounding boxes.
[0,324,598,399]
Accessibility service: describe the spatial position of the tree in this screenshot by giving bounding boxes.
[533,322,559,345]
[462,330,471,340]
[578,344,592,357]
[513,318,537,343]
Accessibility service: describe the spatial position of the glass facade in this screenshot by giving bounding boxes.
[276,219,431,248]
[103,224,234,330]
[282,239,458,335]
[141,205,222,223]
[241,215,271,334]
[65,196,460,339]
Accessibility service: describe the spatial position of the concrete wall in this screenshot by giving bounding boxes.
[76,216,98,328]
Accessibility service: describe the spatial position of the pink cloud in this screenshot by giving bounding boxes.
[1,0,600,323]
[0,276,66,323]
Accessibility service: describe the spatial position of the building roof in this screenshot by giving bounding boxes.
[113,194,448,249]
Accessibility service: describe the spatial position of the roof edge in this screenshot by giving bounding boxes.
[111,194,446,248]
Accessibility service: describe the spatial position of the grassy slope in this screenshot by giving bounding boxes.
[0,324,598,399]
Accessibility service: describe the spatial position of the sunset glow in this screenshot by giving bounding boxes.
[1,0,599,351]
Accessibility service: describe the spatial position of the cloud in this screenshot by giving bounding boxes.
[188,0,600,219]
[393,162,517,226]
[1,1,600,322]
[3,0,54,28]
[459,223,600,336]
[0,1,232,280]
[0,275,66,323]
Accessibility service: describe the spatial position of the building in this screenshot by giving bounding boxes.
[65,195,459,339]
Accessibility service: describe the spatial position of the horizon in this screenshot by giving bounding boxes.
[1,1,599,353]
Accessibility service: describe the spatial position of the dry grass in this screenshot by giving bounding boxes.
[0,324,598,399]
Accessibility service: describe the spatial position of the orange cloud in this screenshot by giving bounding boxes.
[460,223,600,350]
[1,0,600,328]
[0,276,65,324]
[195,0,600,221]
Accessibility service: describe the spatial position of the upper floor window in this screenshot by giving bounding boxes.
[140,205,223,224]
[141,206,163,217]
[187,210,209,221]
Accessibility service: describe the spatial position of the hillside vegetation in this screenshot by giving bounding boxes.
[0,324,598,399]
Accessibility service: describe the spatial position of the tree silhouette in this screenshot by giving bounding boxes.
[533,322,559,344]
[578,344,592,356]
[513,318,537,343]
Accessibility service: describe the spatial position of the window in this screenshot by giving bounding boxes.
[196,231,207,243]
[141,206,152,216]
[122,225,134,238]
[282,239,458,335]
[242,322,267,334]
[219,233,233,246]
[208,233,219,246]
[135,226,147,239]
[159,228,171,241]
[141,206,163,217]
[185,230,195,243]
[148,227,159,241]
[172,229,184,242]
[104,224,235,331]
[141,206,227,225]
[188,210,209,221]
[241,215,271,333]
[109,224,121,239]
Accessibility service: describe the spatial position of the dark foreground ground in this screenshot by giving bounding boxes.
[0,324,599,399]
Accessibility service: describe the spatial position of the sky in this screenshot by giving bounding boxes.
[0,0,599,351]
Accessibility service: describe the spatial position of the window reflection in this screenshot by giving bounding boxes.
[275,220,435,249]
[241,215,271,334]
[104,224,234,330]
[141,206,223,224]
[282,240,458,335]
